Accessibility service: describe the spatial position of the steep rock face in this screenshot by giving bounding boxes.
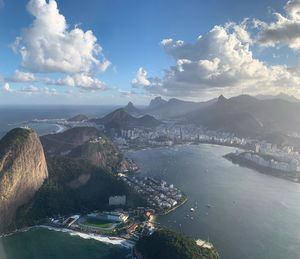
[0,128,48,232]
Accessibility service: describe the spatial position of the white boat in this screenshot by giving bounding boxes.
[190,208,195,212]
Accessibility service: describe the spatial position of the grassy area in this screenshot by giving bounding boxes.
[82,218,115,229]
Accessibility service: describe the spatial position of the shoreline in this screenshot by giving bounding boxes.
[125,141,246,153]
[157,196,188,216]
[0,225,134,249]
[224,153,300,183]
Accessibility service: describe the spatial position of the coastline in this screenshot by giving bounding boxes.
[157,196,188,216]
[224,152,300,183]
[0,225,134,249]
[124,141,247,153]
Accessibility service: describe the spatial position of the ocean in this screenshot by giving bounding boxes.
[0,228,128,259]
[0,105,119,138]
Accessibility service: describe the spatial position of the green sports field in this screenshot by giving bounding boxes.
[81,218,115,229]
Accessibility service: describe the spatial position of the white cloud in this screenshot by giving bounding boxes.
[20,85,39,93]
[98,59,111,72]
[0,82,60,96]
[257,0,300,49]
[20,85,58,96]
[0,0,4,9]
[50,73,106,90]
[136,22,300,98]
[13,0,110,74]
[131,67,151,88]
[6,70,36,82]
[2,83,12,92]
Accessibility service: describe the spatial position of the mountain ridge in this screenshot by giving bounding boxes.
[91,108,162,130]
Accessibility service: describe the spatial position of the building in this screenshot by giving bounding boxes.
[109,195,126,206]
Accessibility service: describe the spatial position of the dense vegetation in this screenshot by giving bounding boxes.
[41,127,100,155]
[17,156,146,226]
[68,135,123,172]
[135,229,220,259]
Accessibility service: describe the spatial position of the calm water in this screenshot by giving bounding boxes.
[128,145,300,259]
[0,105,118,138]
[0,228,128,259]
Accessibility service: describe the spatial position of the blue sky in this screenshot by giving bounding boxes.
[0,0,299,105]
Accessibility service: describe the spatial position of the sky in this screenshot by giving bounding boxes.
[1,0,300,105]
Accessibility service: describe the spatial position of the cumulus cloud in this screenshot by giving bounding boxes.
[133,21,300,98]
[13,0,110,74]
[6,70,36,83]
[132,67,151,88]
[48,73,106,90]
[257,0,300,48]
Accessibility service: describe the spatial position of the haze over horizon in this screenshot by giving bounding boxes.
[1,0,300,105]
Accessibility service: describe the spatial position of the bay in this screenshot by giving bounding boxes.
[127,144,300,259]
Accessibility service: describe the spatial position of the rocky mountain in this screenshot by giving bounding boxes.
[67,114,89,122]
[149,96,168,109]
[41,127,101,155]
[91,108,162,130]
[124,101,142,116]
[0,128,48,232]
[145,97,217,119]
[186,94,300,137]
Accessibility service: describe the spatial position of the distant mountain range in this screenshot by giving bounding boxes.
[144,97,217,119]
[79,91,300,138]
[118,93,300,137]
[255,92,300,103]
[186,94,300,137]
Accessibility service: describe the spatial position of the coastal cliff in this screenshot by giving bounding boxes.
[0,128,48,232]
